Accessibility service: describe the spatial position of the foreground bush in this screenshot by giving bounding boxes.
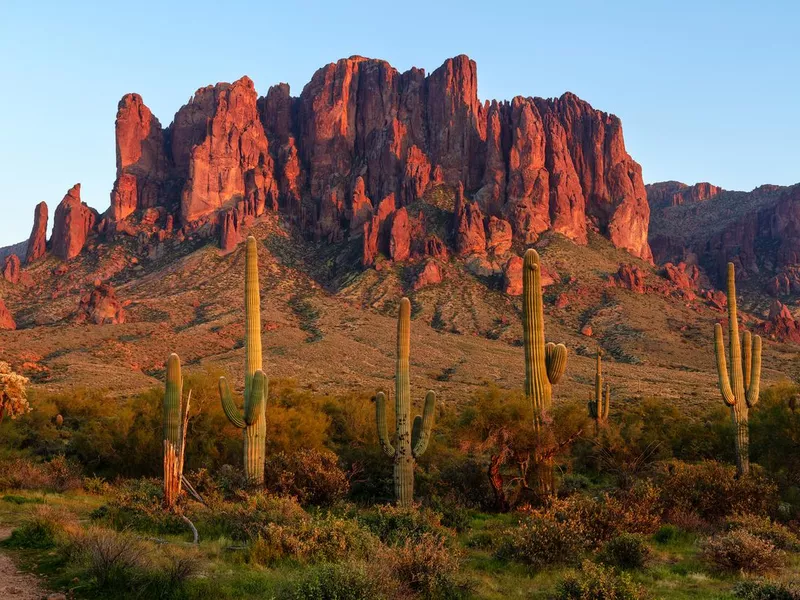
[264,449,349,507]
[598,533,650,570]
[390,533,469,599]
[285,562,386,600]
[657,460,778,525]
[557,561,648,600]
[496,515,585,569]
[4,505,77,549]
[201,491,308,540]
[249,516,377,564]
[734,580,800,600]
[359,504,448,545]
[0,455,82,492]
[726,513,800,551]
[700,529,785,574]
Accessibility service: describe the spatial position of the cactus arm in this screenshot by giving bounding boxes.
[746,334,762,407]
[742,330,752,390]
[375,392,395,457]
[545,342,568,385]
[412,390,436,458]
[244,370,267,426]
[603,384,610,420]
[219,376,246,429]
[411,416,422,450]
[714,323,736,407]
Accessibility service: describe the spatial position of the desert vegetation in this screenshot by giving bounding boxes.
[0,240,798,599]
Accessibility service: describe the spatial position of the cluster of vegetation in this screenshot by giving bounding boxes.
[0,245,799,598]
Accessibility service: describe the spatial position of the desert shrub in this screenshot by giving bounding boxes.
[0,455,81,491]
[598,533,650,570]
[495,514,586,569]
[734,580,800,600]
[465,531,495,550]
[700,529,785,574]
[0,361,31,421]
[556,560,648,600]
[1,494,43,505]
[727,513,800,551]
[66,527,198,599]
[264,449,349,506]
[389,533,470,599]
[359,504,447,545]
[657,460,778,523]
[431,454,497,511]
[202,491,308,541]
[4,505,77,549]
[285,562,385,600]
[68,526,150,589]
[83,475,110,494]
[560,473,593,496]
[91,478,185,535]
[249,516,377,564]
[653,525,680,544]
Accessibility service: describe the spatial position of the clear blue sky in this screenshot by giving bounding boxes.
[1,0,798,247]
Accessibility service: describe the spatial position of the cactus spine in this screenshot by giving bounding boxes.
[163,353,190,509]
[588,349,610,432]
[219,236,268,485]
[523,249,567,428]
[714,262,761,477]
[522,249,567,497]
[376,297,436,507]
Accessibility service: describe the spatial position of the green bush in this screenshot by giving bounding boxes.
[3,505,76,549]
[285,562,385,600]
[700,529,785,574]
[249,516,377,565]
[734,580,800,600]
[653,525,679,544]
[557,560,648,600]
[359,504,447,545]
[200,491,308,541]
[90,478,185,535]
[598,533,650,570]
[495,515,586,569]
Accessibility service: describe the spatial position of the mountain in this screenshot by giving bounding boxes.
[1,55,798,403]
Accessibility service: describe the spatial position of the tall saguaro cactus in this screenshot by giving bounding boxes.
[376,297,436,507]
[163,353,191,509]
[588,349,610,432]
[219,236,268,485]
[523,249,568,428]
[522,249,568,496]
[714,262,761,477]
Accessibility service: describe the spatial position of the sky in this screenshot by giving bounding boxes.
[1,0,798,247]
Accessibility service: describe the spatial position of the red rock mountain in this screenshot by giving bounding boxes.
[13,55,651,271]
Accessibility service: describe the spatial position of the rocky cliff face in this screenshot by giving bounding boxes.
[648,181,800,298]
[22,54,652,267]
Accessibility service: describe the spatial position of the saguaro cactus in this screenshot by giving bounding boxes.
[523,249,568,427]
[376,297,436,507]
[163,353,191,509]
[219,236,268,485]
[588,349,610,432]
[522,248,567,496]
[714,262,761,477]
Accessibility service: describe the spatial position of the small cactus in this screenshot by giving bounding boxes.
[714,262,761,477]
[163,353,191,509]
[375,297,436,507]
[219,236,268,485]
[55,414,63,427]
[588,349,610,432]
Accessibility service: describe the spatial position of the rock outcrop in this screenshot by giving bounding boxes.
[763,300,800,344]
[3,255,20,284]
[76,282,126,325]
[0,299,15,330]
[646,181,722,208]
[51,185,98,261]
[612,264,646,294]
[26,202,48,263]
